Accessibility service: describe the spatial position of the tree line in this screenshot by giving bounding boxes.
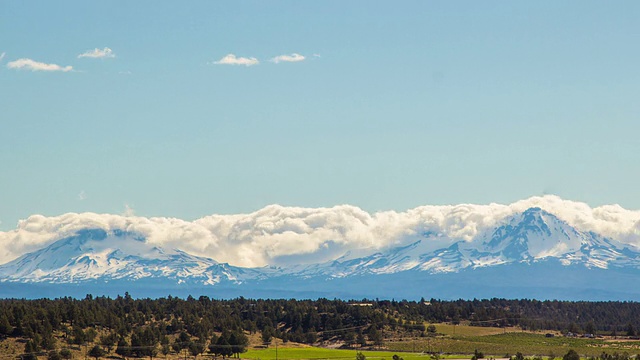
[3,295,640,359]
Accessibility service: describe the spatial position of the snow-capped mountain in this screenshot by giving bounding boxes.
[3,207,640,300]
[0,228,262,285]
[293,208,640,277]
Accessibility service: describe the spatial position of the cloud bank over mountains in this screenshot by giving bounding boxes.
[1,196,639,268]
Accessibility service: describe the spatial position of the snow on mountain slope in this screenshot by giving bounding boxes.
[0,229,263,284]
[481,207,640,269]
[297,208,640,278]
[2,208,640,287]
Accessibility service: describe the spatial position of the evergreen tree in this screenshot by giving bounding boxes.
[229,331,248,357]
[626,323,636,337]
[23,340,38,360]
[261,326,273,344]
[0,314,13,335]
[188,341,205,359]
[100,332,118,352]
[48,350,62,360]
[60,349,73,360]
[116,338,131,358]
[89,345,106,360]
[563,350,580,360]
[161,344,170,359]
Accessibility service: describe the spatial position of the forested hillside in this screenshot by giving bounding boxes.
[2,295,640,360]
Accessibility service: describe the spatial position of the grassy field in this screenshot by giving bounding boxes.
[243,324,640,360]
[428,324,519,337]
[4,323,640,360]
[243,347,454,360]
[387,331,640,357]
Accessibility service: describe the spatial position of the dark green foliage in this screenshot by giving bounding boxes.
[513,352,525,360]
[472,349,485,360]
[161,343,170,358]
[59,348,73,360]
[188,341,205,358]
[598,352,631,360]
[89,345,106,360]
[567,323,581,334]
[172,331,190,354]
[130,327,158,359]
[563,350,580,360]
[626,323,636,337]
[85,328,97,342]
[116,338,131,358]
[356,351,366,360]
[305,330,317,344]
[23,339,38,360]
[41,331,57,350]
[100,332,118,352]
[357,331,366,346]
[261,325,273,344]
[70,326,86,345]
[4,294,640,359]
[48,350,62,360]
[211,332,232,358]
[368,326,383,347]
[229,330,249,357]
[0,313,13,335]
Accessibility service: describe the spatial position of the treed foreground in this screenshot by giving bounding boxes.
[2,295,640,360]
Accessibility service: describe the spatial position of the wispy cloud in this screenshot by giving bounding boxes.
[7,58,73,72]
[213,54,259,66]
[123,204,135,217]
[78,47,116,59]
[0,52,5,62]
[270,53,306,63]
[77,191,87,201]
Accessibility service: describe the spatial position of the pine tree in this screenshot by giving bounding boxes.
[89,345,106,360]
[0,314,12,335]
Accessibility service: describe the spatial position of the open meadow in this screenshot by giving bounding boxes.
[241,324,640,360]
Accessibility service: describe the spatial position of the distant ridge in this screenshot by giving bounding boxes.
[2,207,640,300]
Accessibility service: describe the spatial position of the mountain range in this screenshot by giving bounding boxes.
[2,207,640,300]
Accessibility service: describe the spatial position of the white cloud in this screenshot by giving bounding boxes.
[7,58,73,72]
[213,54,259,66]
[0,52,5,62]
[78,47,116,59]
[270,53,305,63]
[1,196,640,268]
[77,191,87,201]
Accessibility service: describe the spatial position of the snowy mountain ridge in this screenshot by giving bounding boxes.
[2,207,640,299]
[287,207,640,278]
[0,228,263,285]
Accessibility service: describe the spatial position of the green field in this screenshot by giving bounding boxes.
[429,324,518,337]
[243,347,449,360]
[245,325,640,360]
[387,332,640,357]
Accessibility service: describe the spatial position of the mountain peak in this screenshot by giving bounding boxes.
[481,208,574,260]
[0,228,258,285]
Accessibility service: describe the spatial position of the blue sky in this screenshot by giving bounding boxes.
[1,1,639,230]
